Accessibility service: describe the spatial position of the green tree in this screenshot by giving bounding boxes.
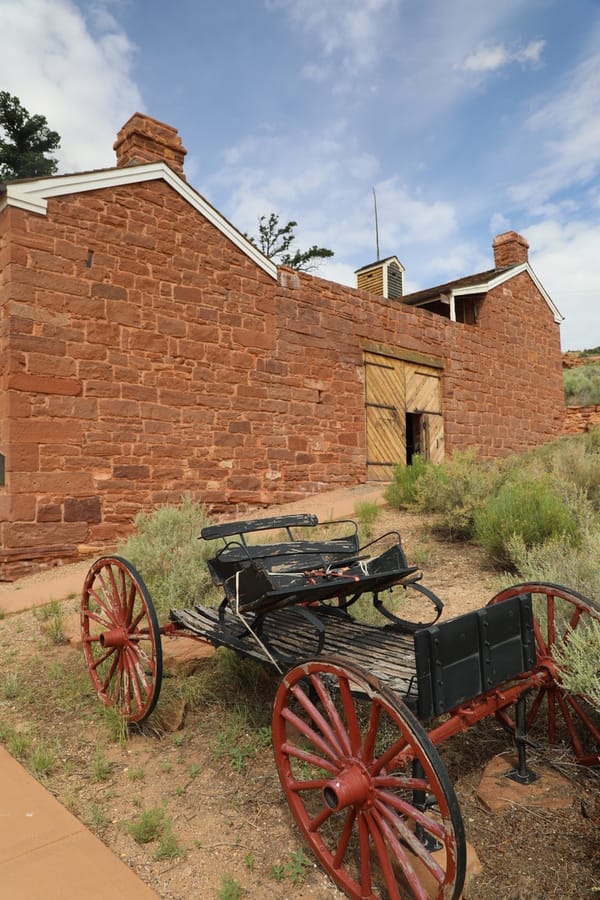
[247,213,334,271]
[0,92,60,182]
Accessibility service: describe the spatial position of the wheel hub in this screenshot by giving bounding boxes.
[322,761,373,811]
[99,627,128,649]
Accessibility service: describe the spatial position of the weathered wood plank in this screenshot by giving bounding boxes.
[170,604,418,703]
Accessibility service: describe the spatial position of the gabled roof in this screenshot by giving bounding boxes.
[0,162,277,280]
[401,263,564,324]
[355,255,404,275]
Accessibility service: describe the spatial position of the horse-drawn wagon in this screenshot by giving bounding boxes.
[81,513,600,899]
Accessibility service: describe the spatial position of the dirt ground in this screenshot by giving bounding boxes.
[0,508,598,899]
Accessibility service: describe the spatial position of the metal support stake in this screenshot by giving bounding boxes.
[412,759,443,851]
[507,692,539,785]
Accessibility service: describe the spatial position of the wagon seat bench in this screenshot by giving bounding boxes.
[80,513,600,900]
[196,512,442,633]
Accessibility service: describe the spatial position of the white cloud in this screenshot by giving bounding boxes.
[510,51,600,207]
[461,39,545,73]
[0,0,143,172]
[489,211,511,234]
[267,0,401,79]
[207,119,459,289]
[516,39,545,65]
[527,219,600,350]
[373,177,457,248]
[462,44,510,73]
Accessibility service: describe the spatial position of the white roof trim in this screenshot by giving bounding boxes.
[0,162,277,280]
[451,263,564,324]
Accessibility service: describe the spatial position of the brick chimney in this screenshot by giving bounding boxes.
[493,231,529,268]
[113,113,187,178]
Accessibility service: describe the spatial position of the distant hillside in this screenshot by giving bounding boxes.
[563,351,600,406]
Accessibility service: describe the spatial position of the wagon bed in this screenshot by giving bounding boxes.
[171,602,419,700]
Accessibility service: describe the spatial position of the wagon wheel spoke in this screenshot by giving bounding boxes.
[489,582,600,765]
[363,696,383,764]
[282,703,342,765]
[81,556,162,724]
[377,786,446,840]
[332,805,356,869]
[86,587,118,626]
[356,812,373,897]
[106,653,124,703]
[88,645,116,671]
[374,805,435,900]
[366,809,404,900]
[100,650,120,692]
[283,742,339,776]
[130,606,149,632]
[272,657,465,900]
[293,678,346,759]
[313,672,354,756]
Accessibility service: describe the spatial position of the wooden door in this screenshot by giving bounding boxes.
[364,353,406,481]
[364,351,444,479]
[404,366,444,464]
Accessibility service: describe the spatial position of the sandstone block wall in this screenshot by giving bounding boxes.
[0,179,564,575]
[563,406,600,434]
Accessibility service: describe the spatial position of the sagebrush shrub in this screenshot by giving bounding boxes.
[563,363,600,406]
[535,437,600,512]
[474,474,581,565]
[414,448,503,539]
[117,495,217,617]
[503,530,600,602]
[384,453,431,509]
[554,621,600,713]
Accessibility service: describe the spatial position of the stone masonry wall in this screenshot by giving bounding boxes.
[0,180,564,573]
[564,406,600,434]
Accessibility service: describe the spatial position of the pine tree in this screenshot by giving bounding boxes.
[247,213,333,272]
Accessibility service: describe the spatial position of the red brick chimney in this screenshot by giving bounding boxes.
[493,231,529,268]
[113,113,187,179]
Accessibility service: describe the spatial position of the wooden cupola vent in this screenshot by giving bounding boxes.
[354,256,405,299]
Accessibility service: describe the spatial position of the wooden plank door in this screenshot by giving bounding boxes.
[364,351,444,479]
[404,366,444,464]
[364,352,405,481]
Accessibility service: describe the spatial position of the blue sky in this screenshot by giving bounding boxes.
[1,0,599,350]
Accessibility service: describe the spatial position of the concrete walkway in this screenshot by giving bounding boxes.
[0,746,160,899]
[0,483,387,898]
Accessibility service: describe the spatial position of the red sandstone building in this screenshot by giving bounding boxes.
[0,114,564,575]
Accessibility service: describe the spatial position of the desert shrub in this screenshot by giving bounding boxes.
[529,435,600,512]
[413,448,504,539]
[117,495,217,617]
[554,620,600,712]
[384,454,432,508]
[178,648,275,727]
[502,529,600,603]
[473,473,581,565]
[584,422,600,453]
[354,500,380,540]
[563,363,600,406]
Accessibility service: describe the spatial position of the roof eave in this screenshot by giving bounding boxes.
[450,262,564,323]
[0,162,277,280]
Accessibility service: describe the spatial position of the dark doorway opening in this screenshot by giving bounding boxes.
[405,413,422,465]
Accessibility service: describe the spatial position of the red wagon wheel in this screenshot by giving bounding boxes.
[272,657,465,900]
[81,556,162,724]
[489,583,600,766]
